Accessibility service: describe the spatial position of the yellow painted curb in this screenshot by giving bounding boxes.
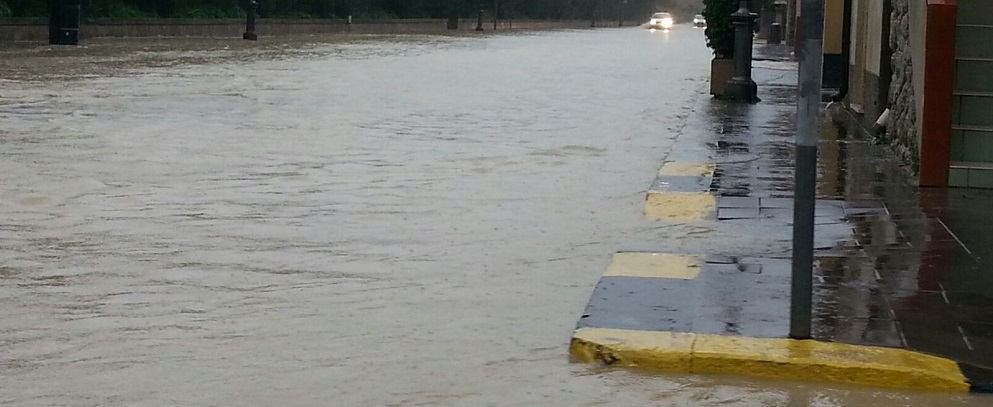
[693,335,970,392]
[657,162,717,178]
[571,328,970,392]
[645,192,716,220]
[571,328,694,371]
[604,253,703,279]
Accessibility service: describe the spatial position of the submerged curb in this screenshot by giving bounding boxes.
[571,327,971,392]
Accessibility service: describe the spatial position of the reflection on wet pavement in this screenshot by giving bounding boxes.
[676,44,993,387]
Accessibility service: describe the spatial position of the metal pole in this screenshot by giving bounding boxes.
[786,0,797,47]
[243,0,258,40]
[618,1,622,26]
[790,0,824,340]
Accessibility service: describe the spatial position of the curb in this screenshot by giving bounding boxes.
[571,327,971,392]
[572,251,973,392]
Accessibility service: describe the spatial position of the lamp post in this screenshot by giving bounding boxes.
[492,0,498,30]
[243,0,258,41]
[618,0,627,26]
[727,0,758,102]
[475,1,484,31]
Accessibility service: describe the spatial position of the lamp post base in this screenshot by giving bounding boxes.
[728,76,758,102]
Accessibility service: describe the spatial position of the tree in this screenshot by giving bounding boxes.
[702,0,736,58]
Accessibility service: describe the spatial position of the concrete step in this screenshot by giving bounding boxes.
[954,59,993,94]
[949,162,993,189]
[959,0,993,26]
[956,25,993,60]
[953,93,993,127]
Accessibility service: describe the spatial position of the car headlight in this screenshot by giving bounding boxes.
[661,18,673,28]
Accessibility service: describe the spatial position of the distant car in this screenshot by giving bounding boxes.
[693,14,707,28]
[648,12,674,30]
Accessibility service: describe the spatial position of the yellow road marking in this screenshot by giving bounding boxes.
[604,253,703,279]
[645,192,716,220]
[657,162,717,178]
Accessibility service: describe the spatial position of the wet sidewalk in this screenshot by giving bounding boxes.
[573,43,993,391]
[758,44,993,386]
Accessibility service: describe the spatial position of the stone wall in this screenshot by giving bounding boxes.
[0,18,599,42]
[0,17,45,41]
[862,0,890,128]
[887,0,921,172]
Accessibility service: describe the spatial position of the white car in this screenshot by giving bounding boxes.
[648,12,674,30]
[693,14,707,28]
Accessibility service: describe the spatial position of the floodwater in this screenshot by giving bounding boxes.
[0,28,988,406]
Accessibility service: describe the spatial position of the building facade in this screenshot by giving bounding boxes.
[836,0,993,188]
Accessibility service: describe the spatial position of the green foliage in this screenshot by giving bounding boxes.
[87,1,155,18]
[5,0,48,16]
[0,1,12,17]
[703,0,735,58]
[354,9,396,19]
[873,131,891,146]
[173,6,242,18]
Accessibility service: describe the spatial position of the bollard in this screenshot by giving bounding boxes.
[727,0,758,102]
[243,0,258,40]
[769,22,782,45]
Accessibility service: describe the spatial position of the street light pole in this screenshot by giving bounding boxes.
[790,0,824,340]
[728,1,758,102]
[476,0,484,31]
[618,0,624,26]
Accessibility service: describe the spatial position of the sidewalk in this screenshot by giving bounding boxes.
[571,44,993,392]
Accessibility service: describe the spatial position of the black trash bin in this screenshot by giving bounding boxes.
[768,22,782,45]
[50,0,80,45]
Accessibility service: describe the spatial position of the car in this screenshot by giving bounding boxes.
[693,14,707,28]
[648,12,674,30]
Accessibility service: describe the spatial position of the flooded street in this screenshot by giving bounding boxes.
[1,28,988,406]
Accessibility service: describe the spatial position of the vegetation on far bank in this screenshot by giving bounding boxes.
[0,0,709,21]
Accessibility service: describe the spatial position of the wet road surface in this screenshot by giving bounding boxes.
[1,29,990,406]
